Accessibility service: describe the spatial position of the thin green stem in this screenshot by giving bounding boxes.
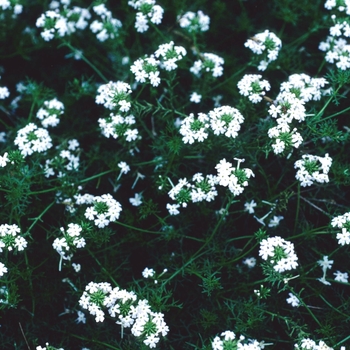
[59,41,109,83]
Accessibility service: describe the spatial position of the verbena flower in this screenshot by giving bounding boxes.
[0,223,27,252]
[14,123,53,157]
[154,41,187,71]
[237,74,271,103]
[128,0,164,33]
[211,330,264,350]
[331,211,350,245]
[131,55,161,87]
[294,153,332,187]
[36,98,64,128]
[98,113,140,142]
[286,292,300,307]
[90,4,122,42]
[95,81,132,112]
[84,193,122,228]
[259,236,298,273]
[190,52,224,78]
[244,30,282,70]
[177,10,210,33]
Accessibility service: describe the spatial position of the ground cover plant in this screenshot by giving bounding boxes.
[1,0,350,349]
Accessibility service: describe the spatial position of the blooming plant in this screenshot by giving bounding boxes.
[1,0,350,349]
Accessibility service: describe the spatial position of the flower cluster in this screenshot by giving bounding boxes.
[90,4,122,42]
[190,52,224,78]
[259,236,298,273]
[245,30,282,70]
[52,223,86,263]
[0,0,23,17]
[14,123,53,157]
[179,112,209,144]
[294,153,332,187]
[42,139,80,178]
[215,158,255,196]
[36,6,91,41]
[154,41,187,71]
[95,81,132,112]
[209,106,245,137]
[98,113,139,142]
[84,193,122,228]
[279,74,329,102]
[128,0,164,33]
[237,74,271,103]
[295,338,335,350]
[166,173,218,215]
[180,106,244,144]
[36,98,64,128]
[177,10,210,33]
[79,281,169,348]
[0,223,27,278]
[331,211,350,246]
[319,2,350,70]
[131,55,161,86]
[0,223,27,252]
[211,330,264,350]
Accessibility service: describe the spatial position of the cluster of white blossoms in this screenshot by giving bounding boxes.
[36,5,91,41]
[52,223,86,263]
[128,0,164,33]
[154,41,187,71]
[237,74,271,103]
[166,173,218,215]
[98,113,139,142]
[209,106,245,137]
[179,112,209,144]
[79,282,169,348]
[215,158,255,197]
[266,73,329,155]
[279,73,329,103]
[180,106,244,144]
[294,153,332,187]
[268,125,303,155]
[84,193,122,228]
[259,236,298,273]
[190,52,224,78]
[90,4,122,42]
[324,0,350,13]
[331,211,350,246]
[36,98,64,128]
[0,223,27,278]
[131,55,161,87]
[319,1,350,70]
[211,330,265,350]
[0,0,23,17]
[14,123,53,157]
[244,30,282,71]
[177,10,210,32]
[294,338,336,350]
[0,223,27,252]
[42,139,80,178]
[95,81,132,112]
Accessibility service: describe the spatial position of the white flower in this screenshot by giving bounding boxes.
[190,92,202,103]
[142,267,155,278]
[244,200,257,214]
[286,293,300,307]
[243,257,256,268]
[129,193,143,206]
[333,270,348,283]
[268,215,284,227]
